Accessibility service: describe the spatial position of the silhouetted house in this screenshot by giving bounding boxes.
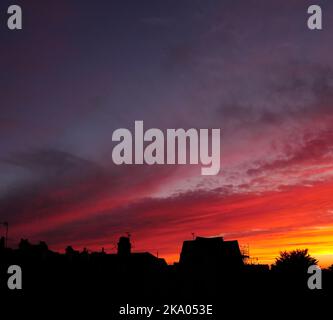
[19,238,32,251]
[65,246,81,262]
[17,239,53,261]
[179,236,243,273]
[65,246,79,256]
[128,252,167,272]
[114,236,167,271]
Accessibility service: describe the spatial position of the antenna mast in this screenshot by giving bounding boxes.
[0,222,8,248]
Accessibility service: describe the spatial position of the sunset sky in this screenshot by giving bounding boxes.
[1,0,333,266]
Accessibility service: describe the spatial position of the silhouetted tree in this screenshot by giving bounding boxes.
[272,249,317,274]
[327,264,333,272]
[65,246,75,255]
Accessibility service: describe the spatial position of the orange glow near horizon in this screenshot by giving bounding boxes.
[34,177,333,269]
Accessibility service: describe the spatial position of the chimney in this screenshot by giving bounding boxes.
[117,236,131,256]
